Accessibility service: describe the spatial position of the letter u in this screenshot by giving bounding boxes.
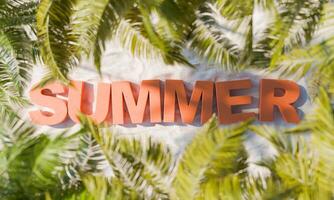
[68,81,111,124]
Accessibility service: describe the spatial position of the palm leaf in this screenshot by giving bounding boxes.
[250,123,332,199]
[79,175,144,200]
[116,7,191,67]
[257,0,327,67]
[294,88,334,191]
[189,3,248,70]
[79,116,173,199]
[71,0,134,73]
[0,116,84,199]
[0,1,36,120]
[172,117,250,200]
[268,3,334,95]
[0,1,36,28]
[36,0,79,82]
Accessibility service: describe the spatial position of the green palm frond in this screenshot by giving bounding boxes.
[0,1,36,120]
[0,31,30,102]
[53,131,109,190]
[172,117,250,200]
[157,0,208,41]
[75,133,106,173]
[116,18,162,62]
[195,175,244,200]
[277,0,325,48]
[37,0,205,78]
[0,1,37,27]
[117,7,191,67]
[188,4,242,70]
[217,0,254,19]
[254,0,276,9]
[189,0,266,70]
[79,116,173,199]
[71,0,134,73]
[191,1,257,70]
[267,3,334,95]
[250,125,297,153]
[250,123,333,199]
[0,117,83,200]
[78,175,144,200]
[273,37,334,95]
[288,88,334,191]
[310,90,334,192]
[37,0,79,82]
[257,0,327,67]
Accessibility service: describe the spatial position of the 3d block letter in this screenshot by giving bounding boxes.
[216,79,255,124]
[259,79,300,123]
[164,80,214,124]
[112,80,161,124]
[68,81,111,124]
[29,82,68,125]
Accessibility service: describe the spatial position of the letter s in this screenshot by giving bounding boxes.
[29,82,68,125]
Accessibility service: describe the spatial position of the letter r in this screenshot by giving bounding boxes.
[259,79,301,123]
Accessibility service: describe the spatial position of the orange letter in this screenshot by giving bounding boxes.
[216,79,255,124]
[164,80,214,124]
[29,82,68,125]
[68,81,111,124]
[112,80,161,124]
[259,79,300,123]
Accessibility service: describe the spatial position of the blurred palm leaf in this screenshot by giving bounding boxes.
[0,0,36,120]
[79,116,174,199]
[265,3,334,96]
[36,0,79,82]
[251,119,334,199]
[70,0,134,73]
[80,175,144,200]
[0,117,83,200]
[287,88,334,192]
[172,117,250,200]
[116,7,191,67]
[188,3,243,70]
[256,0,326,67]
[37,0,204,79]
